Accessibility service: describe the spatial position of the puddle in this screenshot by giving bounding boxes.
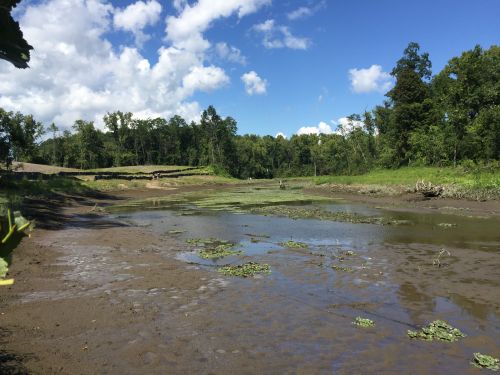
[99,189,500,372]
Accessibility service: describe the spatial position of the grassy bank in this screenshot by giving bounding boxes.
[310,167,500,200]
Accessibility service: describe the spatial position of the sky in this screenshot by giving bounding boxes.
[1,0,499,137]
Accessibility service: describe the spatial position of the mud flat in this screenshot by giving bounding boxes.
[1,184,499,374]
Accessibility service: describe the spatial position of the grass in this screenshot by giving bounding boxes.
[311,166,500,200]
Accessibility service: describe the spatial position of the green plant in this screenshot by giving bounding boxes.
[470,353,499,371]
[218,262,271,277]
[353,317,375,327]
[407,320,465,342]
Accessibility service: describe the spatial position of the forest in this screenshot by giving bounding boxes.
[1,43,498,179]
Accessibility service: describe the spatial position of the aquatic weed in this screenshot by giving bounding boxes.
[280,240,308,249]
[407,320,465,342]
[218,262,271,277]
[199,244,242,259]
[332,265,353,272]
[353,317,375,327]
[470,353,499,371]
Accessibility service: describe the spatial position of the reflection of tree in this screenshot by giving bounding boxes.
[397,281,435,323]
[0,0,33,68]
[448,293,490,325]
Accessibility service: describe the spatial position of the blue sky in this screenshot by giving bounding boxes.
[1,0,499,136]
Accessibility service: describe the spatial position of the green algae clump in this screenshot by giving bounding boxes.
[353,317,375,327]
[470,353,499,371]
[280,240,308,249]
[407,320,465,342]
[199,244,242,259]
[218,262,271,277]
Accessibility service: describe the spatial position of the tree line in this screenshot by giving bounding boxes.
[1,43,498,178]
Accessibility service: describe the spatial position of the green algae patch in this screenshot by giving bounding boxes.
[252,206,385,224]
[353,317,375,328]
[470,353,499,371]
[280,240,308,249]
[407,320,465,342]
[218,262,271,277]
[199,244,242,259]
[186,238,230,246]
[332,265,353,272]
[193,187,332,212]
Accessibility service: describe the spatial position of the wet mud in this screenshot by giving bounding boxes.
[1,186,499,374]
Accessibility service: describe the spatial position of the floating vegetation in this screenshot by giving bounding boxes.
[353,317,375,327]
[218,262,271,277]
[167,229,185,235]
[470,353,500,371]
[251,205,410,226]
[332,265,353,272]
[245,233,271,238]
[407,320,465,342]
[186,238,230,246]
[280,240,308,249]
[199,244,242,259]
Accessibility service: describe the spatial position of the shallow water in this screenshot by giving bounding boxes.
[111,197,500,373]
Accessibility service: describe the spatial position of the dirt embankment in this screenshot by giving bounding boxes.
[305,184,500,218]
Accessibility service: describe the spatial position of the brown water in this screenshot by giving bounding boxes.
[110,200,500,374]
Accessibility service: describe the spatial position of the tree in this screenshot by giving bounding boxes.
[0,0,33,68]
[379,42,434,166]
[48,123,58,165]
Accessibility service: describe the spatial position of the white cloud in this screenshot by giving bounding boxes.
[275,132,287,138]
[241,71,267,95]
[253,19,310,50]
[215,42,246,65]
[0,0,269,130]
[287,2,325,21]
[334,117,365,135]
[172,0,187,12]
[297,121,333,135]
[114,0,162,46]
[166,0,271,52]
[348,65,393,93]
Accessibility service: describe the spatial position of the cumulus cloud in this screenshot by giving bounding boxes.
[348,65,393,93]
[275,132,287,138]
[287,1,325,21]
[334,117,365,135]
[0,0,268,130]
[253,19,310,50]
[297,121,333,135]
[241,71,267,95]
[114,0,162,46]
[166,0,271,52]
[215,42,246,65]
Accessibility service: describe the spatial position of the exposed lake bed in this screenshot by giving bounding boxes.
[2,184,499,374]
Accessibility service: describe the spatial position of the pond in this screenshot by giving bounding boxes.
[109,188,500,373]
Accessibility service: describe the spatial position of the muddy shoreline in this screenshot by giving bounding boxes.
[1,183,499,374]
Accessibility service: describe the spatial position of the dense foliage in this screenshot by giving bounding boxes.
[1,43,498,177]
